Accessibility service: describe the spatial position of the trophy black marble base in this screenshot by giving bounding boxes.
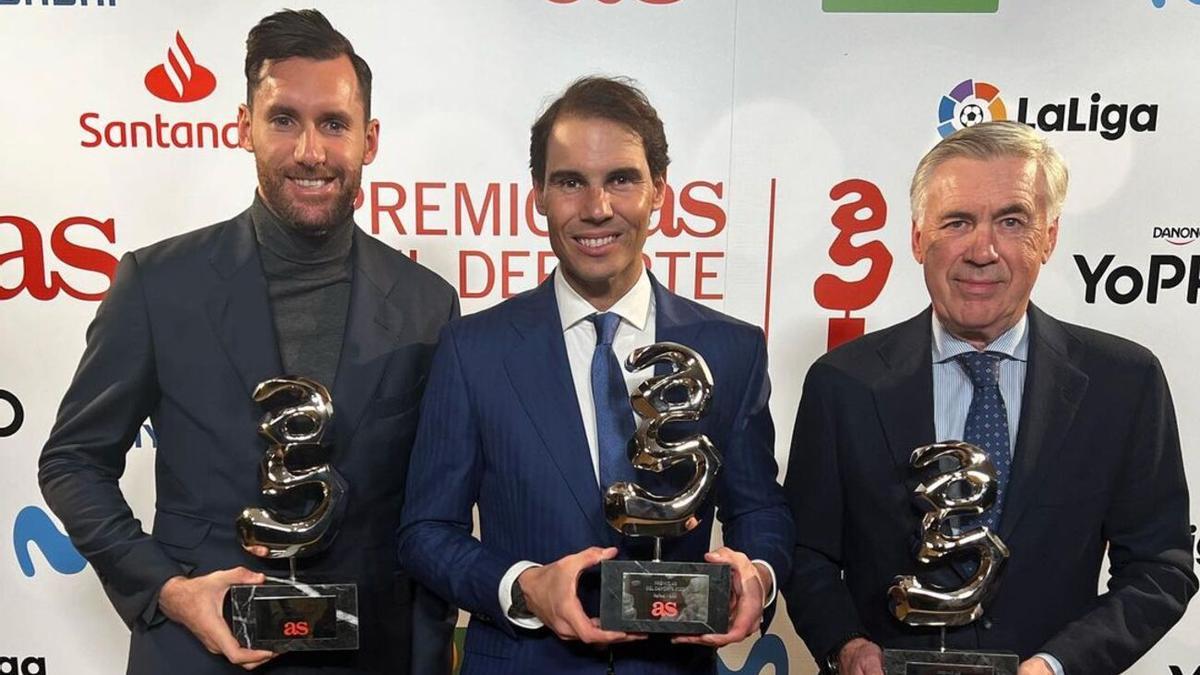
[883,648,1018,674]
[228,579,358,652]
[599,560,730,634]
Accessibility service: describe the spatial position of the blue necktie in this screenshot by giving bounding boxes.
[957,351,1011,534]
[591,313,636,492]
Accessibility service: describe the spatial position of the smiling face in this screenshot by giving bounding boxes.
[238,54,379,235]
[911,155,1059,348]
[534,116,665,310]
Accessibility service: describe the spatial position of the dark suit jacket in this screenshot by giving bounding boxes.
[783,305,1196,674]
[396,275,794,675]
[38,209,460,675]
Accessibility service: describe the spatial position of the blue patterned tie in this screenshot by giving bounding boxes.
[957,351,1011,534]
[591,313,636,492]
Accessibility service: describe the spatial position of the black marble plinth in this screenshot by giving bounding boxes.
[228,578,358,652]
[599,560,730,634]
[883,648,1018,674]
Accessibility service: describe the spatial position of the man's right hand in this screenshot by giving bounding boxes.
[516,546,646,646]
[158,568,276,670]
[837,637,884,675]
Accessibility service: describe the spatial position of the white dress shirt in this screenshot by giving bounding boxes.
[499,268,775,629]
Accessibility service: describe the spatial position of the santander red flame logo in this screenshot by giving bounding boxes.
[813,179,893,351]
[144,32,216,103]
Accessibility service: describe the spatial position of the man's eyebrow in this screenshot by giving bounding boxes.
[547,169,585,183]
[262,103,299,118]
[607,166,644,178]
[993,203,1033,218]
[937,209,976,222]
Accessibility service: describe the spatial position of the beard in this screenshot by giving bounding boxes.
[255,159,361,237]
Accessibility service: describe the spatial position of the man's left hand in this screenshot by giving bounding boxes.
[1018,657,1054,675]
[672,547,770,648]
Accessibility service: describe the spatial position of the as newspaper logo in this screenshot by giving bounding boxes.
[824,0,996,11]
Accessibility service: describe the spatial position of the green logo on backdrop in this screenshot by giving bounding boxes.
[823,0,998,11]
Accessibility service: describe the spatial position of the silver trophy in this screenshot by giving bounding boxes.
[227,377,358,652]
[884,441,1017,674]
[598,342,730,634]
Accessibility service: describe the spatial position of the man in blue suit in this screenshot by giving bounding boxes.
[398,77,793,674]
[39,10,456,675]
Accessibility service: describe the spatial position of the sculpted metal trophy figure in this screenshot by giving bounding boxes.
[598,342,731,634]
[884,441,1017,674]
[227,377,358,652]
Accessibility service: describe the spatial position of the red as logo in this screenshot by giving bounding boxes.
[282,621,310,637]
[650,601,679,618]
[0,216,118,301]
[144,32,216,103]
[813,179,893,351]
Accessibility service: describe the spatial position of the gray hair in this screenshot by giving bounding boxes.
[910,121,1069,222]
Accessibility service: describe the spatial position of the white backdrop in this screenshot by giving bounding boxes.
[1,1,1197,673]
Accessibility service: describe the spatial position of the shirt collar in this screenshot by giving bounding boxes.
[554,267,652,333]
[931,311,1029,363]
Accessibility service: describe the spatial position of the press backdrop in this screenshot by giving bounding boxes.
[1,1,1197,673]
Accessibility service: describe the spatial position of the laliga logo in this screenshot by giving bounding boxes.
[12,506,87,577]
[144,32,215,103]
[937,79,1007,138]
[813,179,893,351]
[938,78,1157,140]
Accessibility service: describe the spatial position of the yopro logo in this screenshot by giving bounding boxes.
[144,32,216,103]
[937,78,1158,140]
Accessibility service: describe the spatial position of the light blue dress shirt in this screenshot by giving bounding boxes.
[930,313,1064,675]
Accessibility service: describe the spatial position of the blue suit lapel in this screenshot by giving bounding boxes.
[204,212,282,397]
[502,280,612,543]
[651,274,704,350]
[872,308,937,471]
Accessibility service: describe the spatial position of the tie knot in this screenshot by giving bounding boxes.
[591,312,622,347]
[956,351,1004,388]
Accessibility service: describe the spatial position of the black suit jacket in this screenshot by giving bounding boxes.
[783,305,1196,674]
[39,209,460,675]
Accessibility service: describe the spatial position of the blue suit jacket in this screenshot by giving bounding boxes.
[398,274,793,675]
[39,209,460,675]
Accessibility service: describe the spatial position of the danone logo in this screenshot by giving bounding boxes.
[937,79,1006,138]
[144,32,216,103]
[937,78,1158,140]
[824,0,997,11]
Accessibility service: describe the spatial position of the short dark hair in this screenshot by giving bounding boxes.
[244,9,373,119]
[530,76,669,184]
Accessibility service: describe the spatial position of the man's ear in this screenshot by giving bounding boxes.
[237,104,254,153]
[362,118,380,165]
[911,219,925,264]
[532,176,547,216]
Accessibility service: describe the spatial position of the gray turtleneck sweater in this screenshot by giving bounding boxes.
[250,195,353,390]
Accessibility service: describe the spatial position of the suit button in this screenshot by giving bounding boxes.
[981,617,993,630]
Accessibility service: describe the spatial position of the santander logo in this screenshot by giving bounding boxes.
[144,32,216,103]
